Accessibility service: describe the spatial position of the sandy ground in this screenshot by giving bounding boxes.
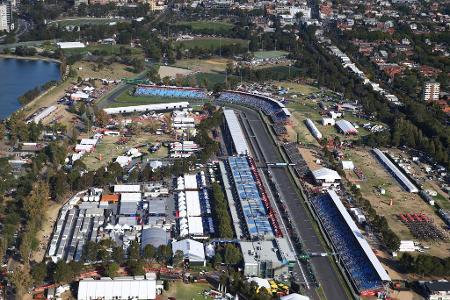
[158,66,194,79]
[298,147,322,170]
[31,201,64,262]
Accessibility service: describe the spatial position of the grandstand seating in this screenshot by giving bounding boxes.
[217,91,289,123]
[135,85,207,99]
[311,194,385,293]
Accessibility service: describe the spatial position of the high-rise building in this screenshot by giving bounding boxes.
[423,81,440,101]
[0,1,13,32]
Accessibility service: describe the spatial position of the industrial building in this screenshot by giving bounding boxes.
[172,239,206,266]
[335,120,358,135]
[77,273,157,300]
[311,167,341,188]
[241,238,296,278]
[305,119,322,140]
[372,148,419,193]
[103,102,190,115]
[423,281,450,300]
[0,1,13,32]
[222,109,251,156]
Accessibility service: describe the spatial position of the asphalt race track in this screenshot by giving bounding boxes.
[233,105,350,300]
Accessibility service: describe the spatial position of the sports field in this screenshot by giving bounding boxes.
[175,20,234,33]
[176,38,249,50]
[160,282,213,300]
[105,88,208,108]
[174,58,229,73]
[253,50,289,59]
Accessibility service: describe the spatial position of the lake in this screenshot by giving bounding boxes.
[0,57,61,120]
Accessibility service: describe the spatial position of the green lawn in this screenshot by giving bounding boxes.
[162,282,212,300]
[176,38,249,50]
[106,88,207,108]
[175,20,234,33]
[253,50,289,59]
[434,193,450,210]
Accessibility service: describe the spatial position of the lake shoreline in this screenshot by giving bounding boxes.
[0,54,61,64]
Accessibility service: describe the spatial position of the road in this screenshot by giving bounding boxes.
[232,106,350,300]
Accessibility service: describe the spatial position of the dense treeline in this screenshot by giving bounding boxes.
[211,182,234,238]
[18,80,59,106]
[399,253,450,277]
[194,104,222,162]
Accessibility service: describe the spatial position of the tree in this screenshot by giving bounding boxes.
[128,240,141,261]
[53,261,74,283]
[9,265,33,298]
[143,244,155,261]
[172,250,184,267]
[213,253,222,268]
[112,246,125,264]
[83,241,99,262]
[127,259,145,276]
[156,245,172,265]
[31,262,48,285]
[105,262,119,278]
[224,244,241,265]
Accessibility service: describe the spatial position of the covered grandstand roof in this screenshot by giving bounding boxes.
[228,156,274,239]
[223,109,250,156]
[335,120,358,134]
[104,102,190,115]
[372,148,419,193]
[327,190,390,282]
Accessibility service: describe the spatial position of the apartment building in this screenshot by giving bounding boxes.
[423,81,440,101]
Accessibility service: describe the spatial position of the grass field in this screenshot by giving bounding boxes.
[73,61,135,80]
[53,18,124,27]
[81,135,168,170]
[343,147,450,258]
[174,58,230,73]
[253,50,289,59]
[160,282,212,300]
[176,38,249,50]
[175,20,234,33]
[106,88,208,108]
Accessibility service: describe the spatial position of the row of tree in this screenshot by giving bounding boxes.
[399,253,450,277]
[211,182,234,238]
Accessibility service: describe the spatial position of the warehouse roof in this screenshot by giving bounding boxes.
[312,168,341,181]
[187,216,204,235]
[141,227,169,249]
[77,275,156,300]
[172,239,205,262]
[335,120,358,134]
[114,185,141,193]
[185,191,201,217]
[120,193,142,203]
[183,174,198,190]
[57,42,85,49]
[104,102,189,115]
[372,148,419,193]
[223,109,250,156]
[101,194,120,203]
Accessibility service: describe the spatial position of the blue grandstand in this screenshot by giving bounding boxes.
[135,85,207,99]
[217,91,291,123]
[311,190,390,294]
[228,156,274,239]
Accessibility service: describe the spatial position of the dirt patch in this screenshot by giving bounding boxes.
[159,66,194,79]
[73,61,135,81]
[298,147,321,170]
